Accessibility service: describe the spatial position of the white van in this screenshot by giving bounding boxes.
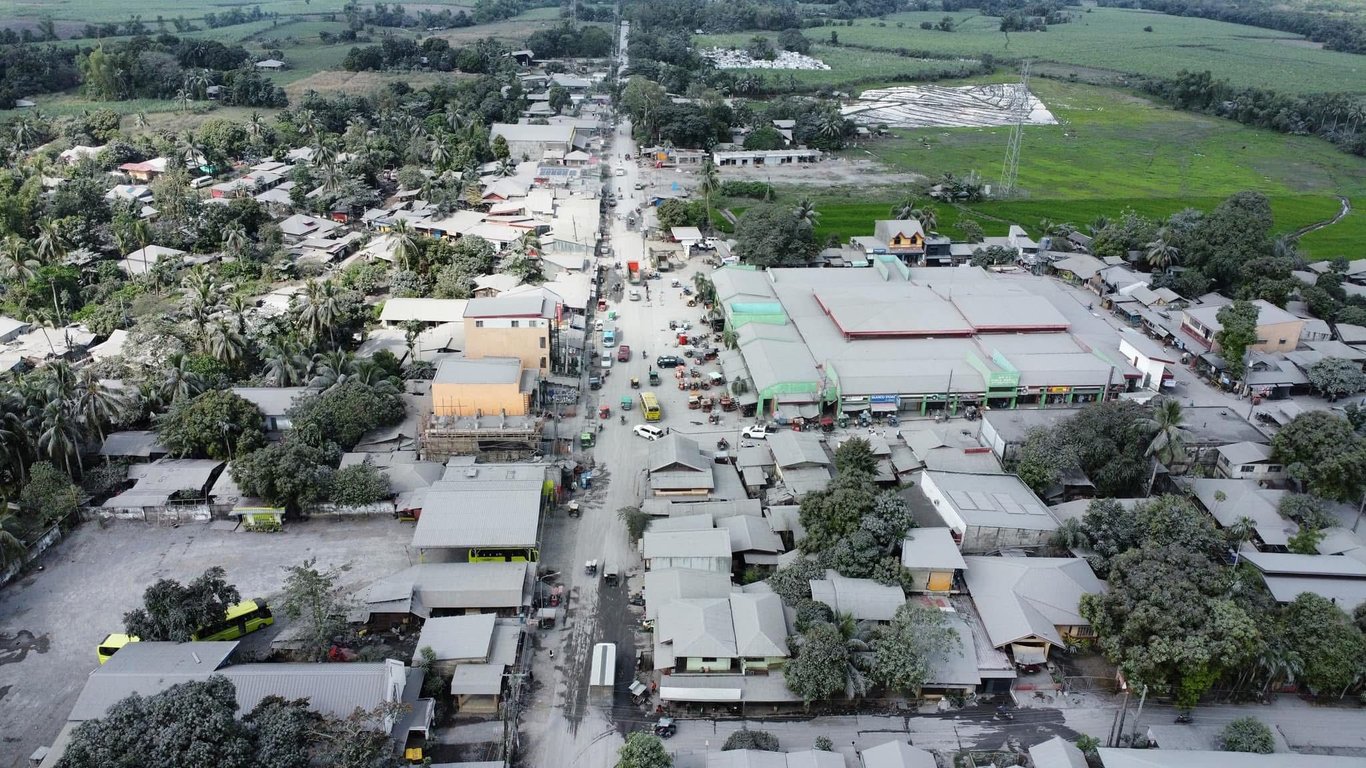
[190,175,215,189]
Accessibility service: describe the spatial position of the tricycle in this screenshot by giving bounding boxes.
[599,405,611,419]
[620,396,633,411]
[654,717,677,738]
[630,377,640,389]
[585,560,598,576]
[649,370,661,385]
[716,437,729,450]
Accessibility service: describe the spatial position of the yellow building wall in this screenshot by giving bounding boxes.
[432,381,528,417]
[466,326,549,374]
[1252,320,1304,353]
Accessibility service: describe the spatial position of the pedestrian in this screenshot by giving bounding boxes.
[548,649,554,659]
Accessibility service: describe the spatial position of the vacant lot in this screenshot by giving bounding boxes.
[0,518,416,768]
[785,7,1365,95]
[748,77,1366,255]
[695,36,979,88]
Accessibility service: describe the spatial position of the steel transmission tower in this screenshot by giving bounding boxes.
[999,60,1032,198]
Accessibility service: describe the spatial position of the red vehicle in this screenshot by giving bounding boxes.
[617,345,632,362]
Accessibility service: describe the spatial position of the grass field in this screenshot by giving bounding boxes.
[782,7,1365,95]
[742,77,1366,257]
[2,0,476,25]
[695,36,978,87]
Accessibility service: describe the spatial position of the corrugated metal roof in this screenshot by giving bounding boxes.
[412,614,497,662]
[860,740,937,768]
[961,557,1105,649]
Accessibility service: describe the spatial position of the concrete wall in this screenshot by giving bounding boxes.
[432,380,529,417]
[646,555,731,573]
[1253,319,1304,353]
[0,521,64,588]
[466,325,549,374]
[97,504,213,523]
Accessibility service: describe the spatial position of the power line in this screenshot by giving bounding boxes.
[999,60,1031,199]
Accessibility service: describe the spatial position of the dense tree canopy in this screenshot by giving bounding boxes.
[156,390,266,460]
[1014,400,1153,498]
[869,602,960,695]
[783,621,850,704]
[1271,411,1366,502]
[734,204,819,267]
[123,566,241,641]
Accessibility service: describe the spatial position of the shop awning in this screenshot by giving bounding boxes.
[871,402,898,413]
[842,402,869,413]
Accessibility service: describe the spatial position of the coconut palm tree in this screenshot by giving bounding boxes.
[793,198,820,232]
[1144,228,1180,272]
[160,352,204,404]
[33,219,67,265]
[74,368,126,444]
[815,110,846,141]
[221,223,248,256]
[494,157,516,178]
[308,350,361,389]
[834,612,873,698]
[914,205,938,233]
[294,109,322,141]
[1145,399,1186,466]
[294,280,342,345]
[206,320,246,365]
[262,339,310,386]
[226,294,252,336]
[390,220,422,272]
[37,399,83,476]
[429,136,452,171]
[889,196,920,220]
[699,159,719,230]
[0,235,40,283]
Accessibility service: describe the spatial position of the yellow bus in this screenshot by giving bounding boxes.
[640,392,661,422]
[97,599,275,664]
[468,547,539,563]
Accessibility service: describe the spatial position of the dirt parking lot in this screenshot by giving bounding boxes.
[0,518,416,767]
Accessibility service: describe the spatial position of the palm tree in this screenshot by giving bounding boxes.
[226,294,251,336]
[390,220,421,271]
[793,198,820,232]
[429,136,452,171]
[815,110,846,141]
[0,235,40,283]
[494,157,516,177]
[37,399,82,476]
[262,339,310,386]
[699,159,719,230]
[834,612,873,698]
[221,223,248,256]
[206,320,246,365]
[294,109,322,141]
[294,280,342,345]
[914,205,938,233]
[1144,228,1180,272]
[889,196,920,220]
[160,352,204,404]
[308,350,357,388]
[74,368,126,444]
[33,219,67,265]
[1145,399,1186,466]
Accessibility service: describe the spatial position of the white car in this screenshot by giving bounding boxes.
[633,424,664,440]
[742,424,775,439]
[615,168,627,176]
[601,353,613,369]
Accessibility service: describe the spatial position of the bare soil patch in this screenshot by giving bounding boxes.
[284,70,461,98]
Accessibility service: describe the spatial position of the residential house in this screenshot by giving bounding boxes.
[859,740,937,768]
[359,561,531,627]
[1028,736,1089,768]
[1215,442,1285,482]
[919,471,1058,553]
[230,387,314,432]
[1181,299,1304,354]
[490,123,578,160]
[809,570,906,622]
[901,527,967,593]
[1050,253,1106,286]
[411,614,521,714]
[0,315,29,343]
[378,298,469,328]
[1095,749,1364,768]
[254,58,285,69]
[408,463,546,557]
[431,357,535,417]
[277,213,340,244]
[1118,329,1178,391]
[642,529,732,573]
[99,431,168,461]
[643,568,734,620]
[464,294,554,375]
[101,459,223,516]
[117,157,169,182]
[873,219,926,262]
[1184,478,1296,550]
[117,245,185,276]
[45,641,429,768]
[647,434,716,497]
[961,556,1106,664]
[653,593,788,674]
[717,515,786,569]
[765,431,833,496]
[700,751,843,768]
[1241,551,1366,612]
[59,145,104,165]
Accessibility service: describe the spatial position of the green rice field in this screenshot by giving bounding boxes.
[768,7,1365,94]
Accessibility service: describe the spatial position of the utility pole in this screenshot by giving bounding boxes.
[1129,684,1149,743]
[1113,689,1132,747]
